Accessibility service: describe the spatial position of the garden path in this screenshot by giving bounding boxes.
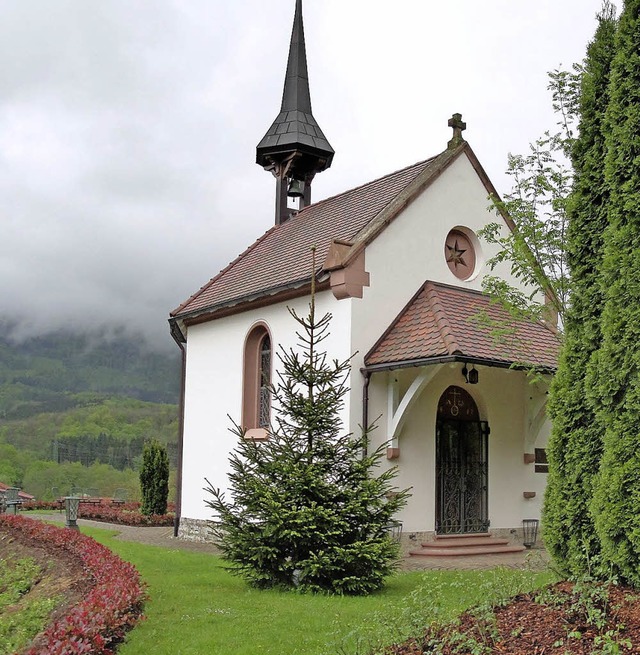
[33,513,550,571]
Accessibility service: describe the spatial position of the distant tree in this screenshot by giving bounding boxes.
[140,439,169,515]
[587,0,640,587]
[205,290,408,595]
[544,2,617,578]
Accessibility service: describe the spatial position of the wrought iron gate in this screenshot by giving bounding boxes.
[436,419,489,534]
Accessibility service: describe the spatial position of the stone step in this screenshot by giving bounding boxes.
[421,536,510,549]
[409,544,526,557]
[434,532,491,540]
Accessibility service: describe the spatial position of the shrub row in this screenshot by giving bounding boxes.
[20,501,175,527]
[0,514,147,655]
[76,503,174,527]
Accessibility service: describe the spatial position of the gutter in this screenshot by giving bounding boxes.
[361,354,556,375]
[172,274,331,327]
[170,327,187,538]
[361,371,371,458]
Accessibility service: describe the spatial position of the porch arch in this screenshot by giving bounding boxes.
[436,385,489,534]
[386,365,443,449]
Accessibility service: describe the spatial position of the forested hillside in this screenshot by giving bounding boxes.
[0,325,180,420]
[0,326,182,500]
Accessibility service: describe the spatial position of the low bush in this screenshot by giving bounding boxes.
[19,501,175,527]
[0,514,146,655]
[75,503,174,527]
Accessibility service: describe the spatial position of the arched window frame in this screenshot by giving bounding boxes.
[242,323,272,440]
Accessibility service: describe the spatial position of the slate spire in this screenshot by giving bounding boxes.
[281,0,312,114]
[256,0,334,225]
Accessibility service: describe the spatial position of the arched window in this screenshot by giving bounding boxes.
[242,325,272,439]
[258,334,271,428]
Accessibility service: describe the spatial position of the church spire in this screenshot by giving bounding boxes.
[281,0,312,114]
[256,0,334,225]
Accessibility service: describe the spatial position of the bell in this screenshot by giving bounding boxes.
[287,178,305,198]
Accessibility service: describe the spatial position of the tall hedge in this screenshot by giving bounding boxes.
[587,0,640,586]
[139,439,169,516]
[544,3,617,577]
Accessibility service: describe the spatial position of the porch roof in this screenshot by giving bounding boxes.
[364,281,560,371]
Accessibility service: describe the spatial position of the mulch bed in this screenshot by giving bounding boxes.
[386,581,640,654]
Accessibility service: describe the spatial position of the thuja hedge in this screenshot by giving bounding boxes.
[20,500,175,527]
[0,514,146,655]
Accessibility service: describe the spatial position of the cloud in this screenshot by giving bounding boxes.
[0,0,606,351]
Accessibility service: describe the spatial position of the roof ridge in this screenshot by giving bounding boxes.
[424,282,463,355]
[294,155,439,218]
[170,224,278,317]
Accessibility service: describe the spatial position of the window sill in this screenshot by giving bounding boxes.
[244,428,269,441]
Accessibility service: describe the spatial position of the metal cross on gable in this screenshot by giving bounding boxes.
[447,113,466,148]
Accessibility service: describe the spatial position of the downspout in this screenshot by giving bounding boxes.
[171,325,187,538]
[362,370,371,458]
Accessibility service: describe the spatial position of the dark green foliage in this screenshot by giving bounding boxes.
[586,0,640,587]
[205,303,408,595]
[544,3,617,577]
[0,324,180,421]
[140,439,170,515]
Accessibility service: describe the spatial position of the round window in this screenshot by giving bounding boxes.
[444,229,476,280]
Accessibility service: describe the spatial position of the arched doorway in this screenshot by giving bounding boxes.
[435,385,489,534]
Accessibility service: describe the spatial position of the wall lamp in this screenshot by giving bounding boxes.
[462,363,479,384]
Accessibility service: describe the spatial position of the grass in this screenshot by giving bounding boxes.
[80,527,556,655]
[0,557,60,655]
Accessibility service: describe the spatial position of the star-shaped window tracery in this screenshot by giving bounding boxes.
[446,240,468,268]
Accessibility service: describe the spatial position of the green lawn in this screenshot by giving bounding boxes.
[0,557,59,655]
[83,527,554,655]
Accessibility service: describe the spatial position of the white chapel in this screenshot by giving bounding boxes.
[169,0,559,555]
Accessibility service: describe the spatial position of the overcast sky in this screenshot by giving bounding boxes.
[0,0,608,351]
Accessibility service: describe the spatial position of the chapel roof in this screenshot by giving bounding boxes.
[171,145,469,322]
[364,281,559,371]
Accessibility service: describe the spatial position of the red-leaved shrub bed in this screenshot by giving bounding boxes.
[0,514,147,655]
[76,503,174,527]
[21,501,175,527]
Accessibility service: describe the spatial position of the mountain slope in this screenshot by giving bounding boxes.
[0,327,181,420]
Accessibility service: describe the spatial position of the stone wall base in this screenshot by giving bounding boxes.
[177,517,216,543]
[177,518,541,555]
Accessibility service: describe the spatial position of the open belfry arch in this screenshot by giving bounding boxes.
[169,0,560,554]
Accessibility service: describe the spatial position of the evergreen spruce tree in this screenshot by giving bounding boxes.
[544,3,617,577]
[587,0,640,586]
[139,439,170,515]
[205,283,408,595]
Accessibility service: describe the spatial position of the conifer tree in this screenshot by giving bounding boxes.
[139,439,170,515]
[543,3,617,577]
[205,286,408,595]
[587,0,640,586]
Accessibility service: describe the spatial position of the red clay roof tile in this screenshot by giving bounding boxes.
[171,156,440,318]
[365,282,559,370]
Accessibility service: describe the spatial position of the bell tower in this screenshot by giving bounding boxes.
[256,0,334,225]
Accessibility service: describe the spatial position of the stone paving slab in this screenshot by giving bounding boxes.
[31,513,550,571]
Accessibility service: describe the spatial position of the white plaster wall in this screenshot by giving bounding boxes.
[367,363,543,533]
[181,290,352,521]
[348,153,542,435]
[521,377,553,520]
